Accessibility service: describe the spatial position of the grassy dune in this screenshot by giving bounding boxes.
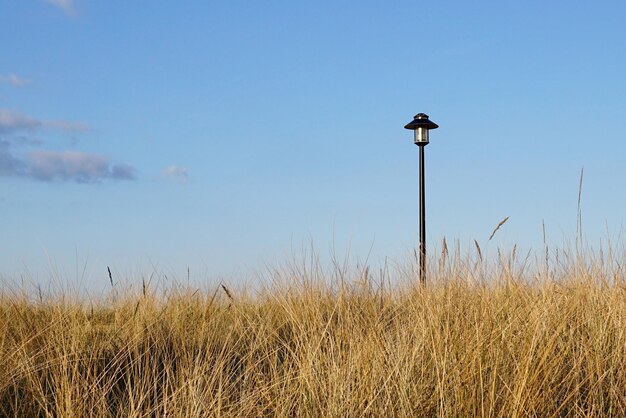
[1,245,626,417]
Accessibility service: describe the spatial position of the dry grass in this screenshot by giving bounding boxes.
[2,244,626,417]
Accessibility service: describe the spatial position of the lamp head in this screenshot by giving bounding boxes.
[404,113,439,145]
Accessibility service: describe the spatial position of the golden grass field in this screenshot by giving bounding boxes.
[1,241,626,417]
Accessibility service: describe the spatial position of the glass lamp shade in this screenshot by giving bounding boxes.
[414,127,429,144]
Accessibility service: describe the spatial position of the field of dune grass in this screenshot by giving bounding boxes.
[2,241,626,417]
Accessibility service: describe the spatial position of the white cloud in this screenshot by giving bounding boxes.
[28,150,109,182]
[46,119,90,134]
[0,74,30,87]
[0,108,90,134]
[0,146,136,183]
[0,108,41,133]
[44,0,75,16]
[0,109,134,183]
[161,165,189,183]
[111,163,136,180]
[0,141,25,177]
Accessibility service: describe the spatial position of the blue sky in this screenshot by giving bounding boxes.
[1,1,625,287]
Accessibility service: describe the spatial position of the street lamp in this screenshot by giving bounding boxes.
[404,113,439,284]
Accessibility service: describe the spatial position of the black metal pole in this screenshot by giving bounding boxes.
[419,144,426,284]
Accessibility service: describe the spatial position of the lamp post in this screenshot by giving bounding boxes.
[404,113,439,284]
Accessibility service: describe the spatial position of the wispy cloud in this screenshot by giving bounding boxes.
[2,136,44,147]
[28,150,133,183]
[44,0,75,16]
[0,108,41,133]
[0,145,135,183]
[0,108,134,183]
[0,141,25,177]
[161,165,189,183]
[0,74,30,87]
[27,150,110,182]
[111,163,136,180]
[0,108,90,134]
[45,119,90,134]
